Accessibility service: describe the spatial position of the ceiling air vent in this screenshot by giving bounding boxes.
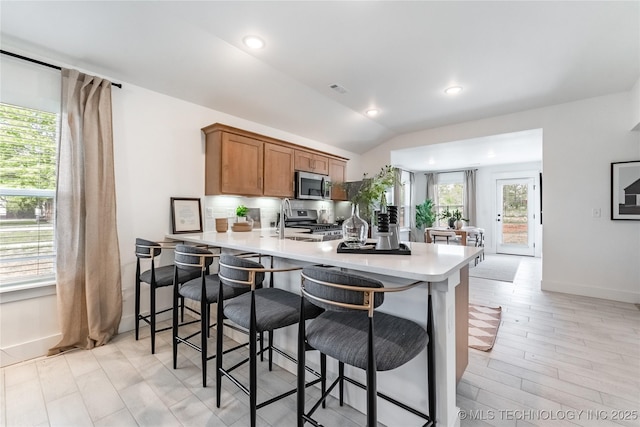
[329,84,348,94]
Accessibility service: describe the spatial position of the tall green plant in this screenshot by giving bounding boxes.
[350,165,397,222]
[415,199,436,229]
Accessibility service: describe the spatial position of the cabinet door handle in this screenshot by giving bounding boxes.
[258,177,262,189]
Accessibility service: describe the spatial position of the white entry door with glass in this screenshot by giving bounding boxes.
[496,178,535,256]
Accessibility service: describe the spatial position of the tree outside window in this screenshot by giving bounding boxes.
[0,103,58,285]
[434,172,464,226]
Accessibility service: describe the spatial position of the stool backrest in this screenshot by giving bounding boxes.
[174,244,214,272]
[135,238,161,258]
[301,267,384,312]
[219,255,265,290]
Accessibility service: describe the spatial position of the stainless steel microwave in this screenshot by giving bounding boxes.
[295,171,331,200]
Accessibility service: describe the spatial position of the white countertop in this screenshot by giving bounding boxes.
[167,229,482,282]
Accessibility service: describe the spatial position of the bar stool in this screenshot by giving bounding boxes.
[297,266,435,427]
[215,254,324,427]
[134,238,201,354]
[172,245,250,387]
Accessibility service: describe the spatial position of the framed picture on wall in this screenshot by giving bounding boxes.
[170,197,203,233]
[611,161,640,220]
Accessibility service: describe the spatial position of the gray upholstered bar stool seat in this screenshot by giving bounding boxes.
[216,255,323,427]
[224,288,310,331]
[306,311,427,371]
[172,245,250,387]
[297,267,435,427]
[135,238,201,354]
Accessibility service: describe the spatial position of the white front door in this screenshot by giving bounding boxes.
[496,178,535,256]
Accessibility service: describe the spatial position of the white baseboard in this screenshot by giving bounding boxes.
[541,279,640,304]
[0,333,61,368]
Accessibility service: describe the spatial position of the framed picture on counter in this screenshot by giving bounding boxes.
[171,197,203,233]
[611,160,640,220]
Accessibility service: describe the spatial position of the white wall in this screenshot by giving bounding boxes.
[0,55,360,365]
[361,91,640,303]
[630,77,640,131]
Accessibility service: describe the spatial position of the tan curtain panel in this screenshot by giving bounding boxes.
[49,69,122,355]
[463,169,477,225]
[425,172,437,206]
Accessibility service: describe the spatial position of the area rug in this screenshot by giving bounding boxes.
[468,304,502,351]
[469,254,521,282]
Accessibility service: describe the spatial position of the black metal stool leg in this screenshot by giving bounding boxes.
[172,274,179,369]
[339,361,344,406]
[201,293,208,387]
[150,284,156,354]
[320,352,327,409]
[135,262,141,341]
[297,297,306,427]
[249,293,258,427]
[268,330,274,371]
[215,286,224,408]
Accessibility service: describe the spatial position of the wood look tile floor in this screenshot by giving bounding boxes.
[2,256,639,427]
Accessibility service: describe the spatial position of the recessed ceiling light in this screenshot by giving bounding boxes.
[243,35,265,49]
[444,86,463,95]
[365,108,379,117]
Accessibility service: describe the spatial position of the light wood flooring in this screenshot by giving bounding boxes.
[2,256,639,426]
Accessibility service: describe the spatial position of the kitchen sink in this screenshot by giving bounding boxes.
[266,235,321,242]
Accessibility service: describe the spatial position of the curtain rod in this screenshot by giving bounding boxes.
[424,168,478,174]
[1,50,122,89]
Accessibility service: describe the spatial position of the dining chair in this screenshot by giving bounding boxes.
[297,266,435,427]
[134,238,201,354]
[215,254,324,427]
[429,229,459,244]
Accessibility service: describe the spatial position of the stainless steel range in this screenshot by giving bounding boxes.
[284,209,343,241]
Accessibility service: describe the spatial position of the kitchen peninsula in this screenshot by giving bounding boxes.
[167,229,482,427]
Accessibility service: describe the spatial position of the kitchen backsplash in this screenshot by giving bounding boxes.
[203,196,349,231]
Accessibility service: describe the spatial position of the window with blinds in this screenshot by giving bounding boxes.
[0,102,58,287]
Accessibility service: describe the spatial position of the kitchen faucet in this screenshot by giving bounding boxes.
[278,198,292,239]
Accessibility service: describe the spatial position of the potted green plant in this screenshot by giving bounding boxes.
[233,204,253,231]
[438,207,454,228]
[451,209,468,230]
[341,165,397,245]
[235,204,248,219]
[350,164,398,222]
[415,199,436,230]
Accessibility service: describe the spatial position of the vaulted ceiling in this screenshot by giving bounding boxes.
[1,1,638,157]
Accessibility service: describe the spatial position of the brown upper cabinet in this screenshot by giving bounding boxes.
[264,143,295,197]
[202,123,347,198]
[294,150,329,175]
[328,158,347,201]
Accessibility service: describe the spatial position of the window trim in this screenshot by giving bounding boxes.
[0,280,56,303]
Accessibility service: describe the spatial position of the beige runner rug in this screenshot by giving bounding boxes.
[468,304,502,351]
